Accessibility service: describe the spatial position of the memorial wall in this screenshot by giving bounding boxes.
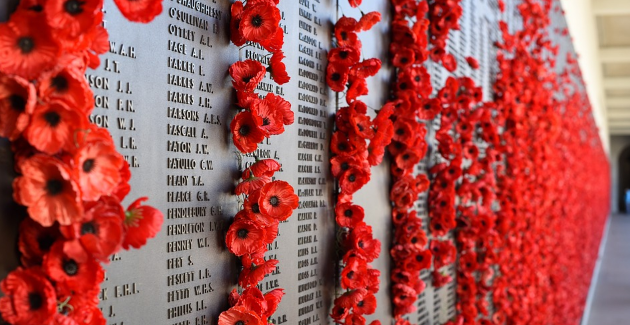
[0,1,610,325]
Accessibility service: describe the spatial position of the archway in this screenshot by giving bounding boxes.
[618,145,630,213]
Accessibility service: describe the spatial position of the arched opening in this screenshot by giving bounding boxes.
[618,145,630,213]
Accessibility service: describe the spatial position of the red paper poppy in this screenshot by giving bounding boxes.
[73,139,125,201]
[268,51,290,85]
[14,154,83,227]
[0,73,35,140]
[466,56,479,70]
[229,60,266,92]
[123,196,163,250]
[24,101,87,155]
[218,306,264,325]
[226,218,267,257]
[251,94,285,135]
[0,11,60,79]
[341,257,368,289]
[43,241,104,292]
[18,218,61,267]
[329,47,361,67]
[45,0,103,37]
[339,166,370,195]
[327,62,349,92]
[335,202,365,228]
[239,259,278,288]
[347,223,381,262]
[243,158,281,179]
[239,2,281,43]
[262,288,284,319]
[258,180,298,221]
[231,111,266,153]
[230,2,246,46]
[356,12,381,32]
[37,63,94,114]
[113,0,163,23]
[60,196,124,261]
[0,267,57,325]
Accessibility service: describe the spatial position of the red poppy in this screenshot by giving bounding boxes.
[0,73,35,140]
[60,196,124,262]
[37,63,93,114]
[230,2,246,46]
[466,56,480,70]
[243,158,281,179]
[229,60,266,92]
[230,111,266,153]
[24,101,87,154]
[349,0,362,8]
[113,0,163,23]
[0,267,57,325]
[13,155,82,227]
[350,59,382,79]
[236,175,271,197]
[346,78,369,103]
[347,222,381,262]
[18,218,61,267]
[263,289,284,319]
[329,47,361,67]
[335,202,365,228]
[339,166,370,195]
[327,62,349,92]
[45,0,103,37]
[239,2,281,43]
[258,180,298,221]
[43,241,104,292]
[73,138,125,201]
[218,306,264,325]
[356,12,381,31]
[268,51,290,85]
[226,218,266,256]
[392,48,415,69]
[252,94,284,135]
[122,196,163,250]
[345,313,366,325]
[239,259,278,288]
[0,11,60,79]
[341,257,368,289]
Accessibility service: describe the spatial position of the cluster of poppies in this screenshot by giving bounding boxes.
[428,0,463,72]
[327,3,393,325]
[220,1,298,324]
[0,2,163,325]
[228,0,291,154]
[385,1,434,323]
[485,1,610,324]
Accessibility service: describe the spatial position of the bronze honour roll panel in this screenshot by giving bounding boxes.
[84,0,337,324]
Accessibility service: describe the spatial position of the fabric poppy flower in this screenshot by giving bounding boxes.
[329,47,361,67]
[238,259,278,288]
[244,159,281,179]
[251,94,284,135]
[226,218,266,256]
[60,196,124,262]
[339,165,370,195]
[239,2,281,43]
[230,2,246,46]
[0,267,57,325]
[18,218,61,267]
[24,100,87,155]
[73,138,125,201]
[341,257,368,289]
[229,60,266,92]
[262,289,284,319]
[347,223,381,262]
[356,12,381,31]
[267,51,290,85]
[345,313,366,325]
[218,306,264,325]
[346,78,369,103]
[327,62,349,92]
[45,0,103,38]
[113,0,163,23]
[0,11,60,79]
[37,63,93,114]
[335,202,365,228]
[122,196,163,250]
[0,73,35,140]
[43,241,104,292]
[13,155,83,227]
[466,56,479,70]
[258,180,298,221]
[230,111,266,153]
